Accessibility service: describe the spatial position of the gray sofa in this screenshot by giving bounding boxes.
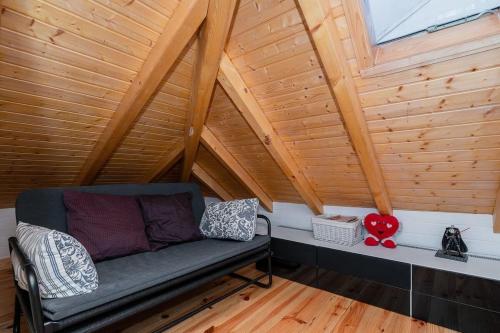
[9,183,272,333]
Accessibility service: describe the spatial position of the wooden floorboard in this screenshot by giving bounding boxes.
[0,264,456,333]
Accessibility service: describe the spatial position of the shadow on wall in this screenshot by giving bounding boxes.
[0,208,16,259]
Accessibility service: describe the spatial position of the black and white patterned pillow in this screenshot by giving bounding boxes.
[199,198,259,241]
[11,222,98,299]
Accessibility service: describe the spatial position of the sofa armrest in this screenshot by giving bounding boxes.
[9,237,45,332]
[257,214,271,238]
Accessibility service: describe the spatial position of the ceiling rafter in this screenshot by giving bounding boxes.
[217,53,324,215]
[139,141,185,183]
[201,126,273,212]
[192,162,233,201]
[298,0,393,215]
[181,0,238,181]
[74,0,209,185]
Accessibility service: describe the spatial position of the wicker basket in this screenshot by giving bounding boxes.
[311,215,363,246]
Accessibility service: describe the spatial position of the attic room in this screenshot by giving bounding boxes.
[0,0,499,332]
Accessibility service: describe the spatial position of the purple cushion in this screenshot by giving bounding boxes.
[63,191,150,262]
[137,193,203,251]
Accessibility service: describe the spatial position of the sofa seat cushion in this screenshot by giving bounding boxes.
[41,235,269,321]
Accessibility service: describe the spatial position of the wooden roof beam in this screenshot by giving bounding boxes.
[74,0,209,185]
[217,53,324,215]
[139,141,184,183]
[298,0,393,215]
[201,126,273,211]
[181,0,238,181]
[192,162,233,201]
[494,186,500,233]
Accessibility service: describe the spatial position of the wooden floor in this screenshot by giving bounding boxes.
[0,265,456,333]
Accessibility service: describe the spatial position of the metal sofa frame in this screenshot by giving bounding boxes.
[9,215,272,333]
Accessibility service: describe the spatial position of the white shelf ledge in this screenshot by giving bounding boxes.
[271,226,500,282]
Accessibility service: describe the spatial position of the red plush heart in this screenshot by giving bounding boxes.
[364,213,399,244]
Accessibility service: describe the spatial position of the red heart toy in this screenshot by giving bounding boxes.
[364,213,399,248]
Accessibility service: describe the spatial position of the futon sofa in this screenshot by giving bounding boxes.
[9,183,272,333]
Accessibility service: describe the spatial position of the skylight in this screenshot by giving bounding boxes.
[364,0,500,44]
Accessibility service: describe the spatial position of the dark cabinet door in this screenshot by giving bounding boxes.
[262,238,318,287]
[317,247,411,290]
[271,238,316,266]
[413,265,500,313]
[413,291,500,333]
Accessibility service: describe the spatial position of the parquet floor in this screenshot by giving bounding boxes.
[0,265,456,333]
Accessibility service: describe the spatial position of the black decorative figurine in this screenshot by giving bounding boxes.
[435,225,468,262]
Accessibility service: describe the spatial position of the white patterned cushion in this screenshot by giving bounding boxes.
[12,222,98,299]
[199,198,259,241]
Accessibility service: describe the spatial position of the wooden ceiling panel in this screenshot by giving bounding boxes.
[94,38,196,184]
[195,145,252,199]
[332,8,500,213]
[0,0,498,217]
[225,0,373,208]
[206,84,303,203]
[0,0,181,206]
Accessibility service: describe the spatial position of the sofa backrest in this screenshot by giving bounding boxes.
[15,183,206,233]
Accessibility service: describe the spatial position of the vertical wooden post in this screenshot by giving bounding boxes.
[181,0,238,181]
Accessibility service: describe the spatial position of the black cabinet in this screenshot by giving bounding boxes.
[271,238,316,266]
[317,247,411,289]
[317,247,411,316]
[412,266,500,332]
[413,266,500,313]
[256,236,500,331]
[257,238,411,315]
[257,238,317,287]
[412,292,500,333]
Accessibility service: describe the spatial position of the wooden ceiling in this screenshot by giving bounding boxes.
[0,0,499,225]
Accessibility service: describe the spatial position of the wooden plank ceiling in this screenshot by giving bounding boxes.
[0,0,499,216]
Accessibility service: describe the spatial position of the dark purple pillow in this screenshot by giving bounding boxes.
[63,191,150,262]
[137,193,203,251]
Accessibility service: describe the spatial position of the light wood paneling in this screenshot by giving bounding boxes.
[223,0,374,209]
[217,53,322,209]
[333,1,500,214]
[192,162,233,201]
[76,0,208,185]
[297,0,391,214]
[0,0,499,218]
[195,145,252,200]
[205,85,303,204]
[0,0,187,206]
[201,126,273,211]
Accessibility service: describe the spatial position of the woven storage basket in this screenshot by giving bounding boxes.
[311,215,363,246]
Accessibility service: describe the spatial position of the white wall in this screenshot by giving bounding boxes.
[264,202,500,258]
[0,208,16,259]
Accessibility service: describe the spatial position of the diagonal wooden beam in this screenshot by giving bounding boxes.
[217,53,324,215]
[494,186,500,233]
[181,0,238,181]
[138,141,184,183]
[297,0,393,215]
[192,162,233,201]
[74,0,209,185]
[201,126,273,211]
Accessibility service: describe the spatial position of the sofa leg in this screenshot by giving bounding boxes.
[265,248,273,288]
[13,296,21,333]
